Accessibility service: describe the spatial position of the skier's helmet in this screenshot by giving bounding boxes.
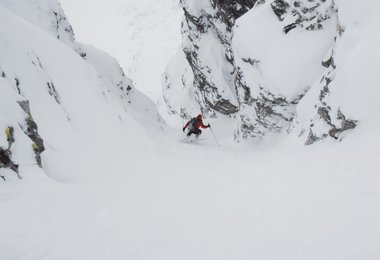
[197,114,202,119]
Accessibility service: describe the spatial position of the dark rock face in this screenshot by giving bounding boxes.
[328,109,357,139]
[271,0,289,21]
[175,0,257,117]
[271,0,333,34]
[305,73,358,145]
[236,86,306,139]
[0,67,43,174]
[52,10,75,42]
[213,0,257,27]
[49,3,86,57]
[18,101,45,167]
[50,5,87,58]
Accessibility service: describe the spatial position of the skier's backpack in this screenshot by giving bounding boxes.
[188,117,198,131]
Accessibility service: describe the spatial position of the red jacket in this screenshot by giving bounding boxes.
[184,118,209,130]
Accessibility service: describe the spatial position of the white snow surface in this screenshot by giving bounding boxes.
[1,0,380,260]
[2,124,380,259]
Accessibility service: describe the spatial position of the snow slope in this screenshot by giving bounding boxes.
[2,125,380,260]
[1,0,380,259]
[0,0,163,182]
[0,0,77,49]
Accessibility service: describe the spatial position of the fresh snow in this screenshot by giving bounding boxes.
[1,0,380,260]
[2,128,380,260]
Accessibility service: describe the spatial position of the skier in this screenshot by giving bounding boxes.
[5,126,15,149]
[0,147,20,180]
[183,114,210,138]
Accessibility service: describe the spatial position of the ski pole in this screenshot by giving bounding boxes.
[209,126,221,147]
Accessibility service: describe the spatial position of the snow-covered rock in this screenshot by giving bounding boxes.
[162,0,256,120]
[0,0,162,181]
[163,0,378,144]
[163,0,338,140]
[233,0,337,140]
[296,0,380,144]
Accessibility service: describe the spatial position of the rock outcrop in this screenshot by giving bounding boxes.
[163,0,342,142]
[163,0,256,119]
[233,0,337,140]
[296,2,363,144]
